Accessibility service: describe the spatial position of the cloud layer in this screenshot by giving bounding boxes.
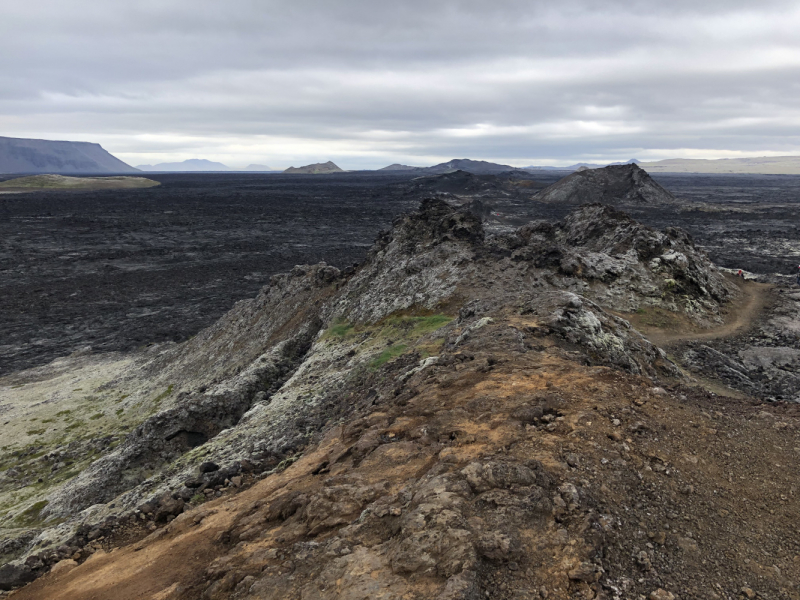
[2,0,800,168]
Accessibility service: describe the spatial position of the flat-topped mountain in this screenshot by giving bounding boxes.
[136,159,231,172]
[284,161,344,174]
[534,163,677,205]
[0,136,137,174]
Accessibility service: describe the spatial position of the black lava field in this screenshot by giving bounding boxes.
[1,170,799,375]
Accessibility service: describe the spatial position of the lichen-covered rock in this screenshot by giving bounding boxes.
[513,203,737,323]
[329,198,483,323]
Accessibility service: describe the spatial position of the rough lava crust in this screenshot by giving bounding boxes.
[1,196,797,600]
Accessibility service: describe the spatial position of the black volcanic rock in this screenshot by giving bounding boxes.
[406,170,501,195]
[0,136,138,174]
[534,163,677,205]
[0,562,35,590]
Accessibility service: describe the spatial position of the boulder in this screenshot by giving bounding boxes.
[0,562,35,590]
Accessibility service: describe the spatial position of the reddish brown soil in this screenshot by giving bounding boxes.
[10,308,800,600]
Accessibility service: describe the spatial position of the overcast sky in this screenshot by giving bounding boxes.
[2,0,800,169]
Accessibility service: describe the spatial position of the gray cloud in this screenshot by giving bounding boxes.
[1,0,799,168]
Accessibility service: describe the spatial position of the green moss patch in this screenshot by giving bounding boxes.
[381,314,453,337]
[370,344,408,370]
[323,313,453,371]
[325,319,355,338]
[14,500,48,526]
[152,385,174,409]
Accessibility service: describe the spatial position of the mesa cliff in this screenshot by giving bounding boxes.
[0,136,138,174]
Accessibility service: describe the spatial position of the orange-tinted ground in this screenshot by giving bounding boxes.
[11,308,800,600]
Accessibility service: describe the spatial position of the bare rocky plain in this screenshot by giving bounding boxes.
[1,166,800,600]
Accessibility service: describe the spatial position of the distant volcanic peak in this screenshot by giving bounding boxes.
[605,158,641,166]
[534,163,676,205]
[425,158,520,175]
[242,164,275,171]
[284,161,344,174]
[378,163,420,171]
[136,159,231,172]
[0,135,138,174]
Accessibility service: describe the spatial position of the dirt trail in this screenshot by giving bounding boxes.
[622,276,772,349]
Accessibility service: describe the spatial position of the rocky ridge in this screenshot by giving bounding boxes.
[30,198,721,526]
[1,198,797,600]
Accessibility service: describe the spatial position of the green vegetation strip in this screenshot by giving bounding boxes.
[14,500,48,526]
[0,174,160,190]
[324,313,453,369]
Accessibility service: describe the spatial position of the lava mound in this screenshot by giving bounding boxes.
[534,163,677,205]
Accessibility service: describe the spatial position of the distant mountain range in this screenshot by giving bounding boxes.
[284,161,344,174]
[372,156,800,175]
[0,136,138,174]
[136,159,280,172]
[136,159,232,172]
[376,158,639,175]
[523,159,640,171]
[7,138,800,178]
